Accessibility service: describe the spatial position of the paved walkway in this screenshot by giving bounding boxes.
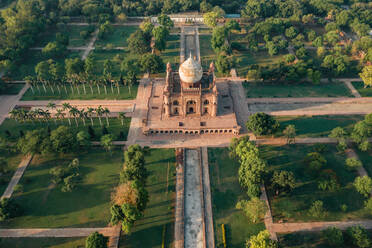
[272,220,372,233]
[0,84,29,125]
[0,227,117,237]
[1,155,33,199]
[342,79,361,98]
[82,28,99,60]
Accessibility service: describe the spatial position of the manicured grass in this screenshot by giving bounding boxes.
[261,144,369,222]
[275,115,363,138]
[243,81,353,98]
[199,35,215,68]
[354,149,372,177]
[0,148,122,228]
[36,25,95,47]
[209,148,265,248]
[0,150,23,195]
[95,26,138,48]
[89,49,126,78]
[352,81,372,97]
[120,149,176,248]
[21,83,138,100]
[0,117,131,142]
[160,35,180,65]
[0,83,24,95]
[0,237,86,248]
[6,50,83,81]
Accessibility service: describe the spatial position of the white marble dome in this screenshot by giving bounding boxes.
[179,55,203,83]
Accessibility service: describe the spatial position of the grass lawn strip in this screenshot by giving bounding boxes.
[208,148,265,248]
[0,118,131,142]
[0,148,122,228]
[262,144,369,223]
[275,115,363,138]
[120,148,176,248]
[95,26,138,48]
[21,83,138,100]
[1,84,25,95]
[244,82,353,98]
[0,237,86,248]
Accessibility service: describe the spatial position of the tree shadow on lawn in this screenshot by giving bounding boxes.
[145,199,173,210]
[121,223,171,248]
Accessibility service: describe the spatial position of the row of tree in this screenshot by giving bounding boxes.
[110,145,149,233]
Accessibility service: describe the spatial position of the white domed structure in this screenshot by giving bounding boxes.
[179,54,203,83]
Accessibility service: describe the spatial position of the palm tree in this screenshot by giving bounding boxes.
[46,102,57,124]
[86,107,95,126]
[79,108,87,126]
[118,112,125,126]
[103,107,110,127]
[62,103,72,126]
[55,108,65,124]
[96,105,104,126]
[69,107,80,127]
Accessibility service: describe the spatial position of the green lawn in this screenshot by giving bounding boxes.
[21,83,138,100]
[0,237,86,248]
[120,149,176,248]
[243,81,353,98]
[261,144,369,222]
[0,150,23,195]
[160,35,180,65]
[36,25,95,47]
[6,50,83,81]
[0,148,122,228]
[0,117,131,142]
[352,81,372,97]
[95,26,138,48]
[89,49,125,77]
[0,83,24,95]
[199,35,215,68]
[208,148,265,248]
[275,115,363,138]
[354,149,372,177]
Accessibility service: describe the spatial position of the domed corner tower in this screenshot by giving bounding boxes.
[162,54,218,118]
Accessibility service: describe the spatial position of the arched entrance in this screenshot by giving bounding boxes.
[186,100,196,114]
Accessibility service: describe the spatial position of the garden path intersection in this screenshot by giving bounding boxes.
[0,20,371,248]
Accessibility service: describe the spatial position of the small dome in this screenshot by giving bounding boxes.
[179,55,203,83]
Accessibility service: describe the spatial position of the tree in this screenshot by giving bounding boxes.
[283,125,296,144]
[284,54,296,63]
[246,230,279,248]
[347,226,371,248]
[351,121,371,151]
[203,11,222,28]
[157,14,173,29]
[246,112,279,136]
[50,126,77,153]
[127,30,150,55]
[139,53,164,74]
[77,131,91,148]
[86,231,108,248]
[238,154,266,197]
[152,26,169,51]
[236,198,267,223]
[17,129,51,155]
[101,134,114,155]
[0,198,22,221]
[309,200,327,218]
[345,158,362,171]
[216,54,234,75]
[285,27,298,39]
[359,65,372,88]
[354,176,372,198]
[42,41,66,58]
[335,10,350,27]
[272,171,295,195]
[304,152,326,172]
[211,26,228,53]
[323,227,343,247]
[110,203,141,233]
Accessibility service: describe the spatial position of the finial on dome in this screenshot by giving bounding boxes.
[189,52,192,59]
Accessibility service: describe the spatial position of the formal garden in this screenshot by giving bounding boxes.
[208,147,265,248]
[119,148,176,248]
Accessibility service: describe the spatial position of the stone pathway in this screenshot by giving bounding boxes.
[342,79,362,98]
[260,184,277,240]
[184,149,204,248]
[0,84,29,125]
[82,28,99,60]
[272,220,372,233]
[0,227,117,237]
[1,155,33,199]
[229,81,250,132]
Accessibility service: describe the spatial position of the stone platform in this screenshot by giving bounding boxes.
[142,79,240,135]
